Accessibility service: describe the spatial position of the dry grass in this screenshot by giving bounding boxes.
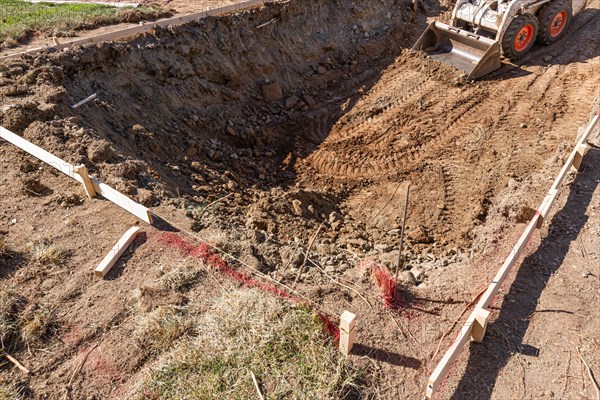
[30,239,69,266]
[0,290,56,351]
[137,289,362,399]
[0,289,25,350]
[159,261,206,292]
[19,305,56,346]
[0,381,23,400]
[134,305,194,355]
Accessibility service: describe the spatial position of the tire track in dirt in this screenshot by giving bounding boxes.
[437,161,462,223]
[307,74,455,178]
[430,28,599,227]
[308,73,523,180]
[432,65,577,226]
[299,3,599,243]
[306,5,598,182]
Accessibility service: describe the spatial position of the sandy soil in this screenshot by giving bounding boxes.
[0,0,599,398]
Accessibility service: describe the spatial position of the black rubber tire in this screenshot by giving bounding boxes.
[537,0,572,45]
[501,14,539,60]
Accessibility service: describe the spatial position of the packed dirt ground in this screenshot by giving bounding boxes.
[1,0,599,399]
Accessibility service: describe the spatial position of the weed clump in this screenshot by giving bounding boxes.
[0,290,56,351]
[30,240,69,266]
[19,306,56,346]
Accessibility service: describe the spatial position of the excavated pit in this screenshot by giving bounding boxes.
[2,0,436,270]
[2,0,599,279]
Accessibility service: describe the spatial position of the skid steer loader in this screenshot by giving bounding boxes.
[412,0,587,79]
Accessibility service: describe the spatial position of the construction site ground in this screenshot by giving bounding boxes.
[0,0,254,60]
[1,0,599,398]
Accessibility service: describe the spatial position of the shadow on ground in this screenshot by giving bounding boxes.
[353,343,422,369]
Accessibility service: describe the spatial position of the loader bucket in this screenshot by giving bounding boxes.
[412,22,501,80]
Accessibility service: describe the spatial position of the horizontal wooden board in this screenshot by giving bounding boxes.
[0,126,152,224]
[426,110,599,398]
[0,0,268,62]
[95,227,140,277]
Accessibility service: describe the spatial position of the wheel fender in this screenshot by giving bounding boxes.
[495,0,523,42]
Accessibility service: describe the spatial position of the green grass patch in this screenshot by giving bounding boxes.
[0,0,165,48]
[138,289,363,400]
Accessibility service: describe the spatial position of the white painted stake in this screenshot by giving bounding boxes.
[339,311,356,355]
[71,93,97,109]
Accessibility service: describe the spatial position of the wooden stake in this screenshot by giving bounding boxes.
[0,126,153,224]
[470,308,491,342]
[3,352,30,374]
[572,143,588,171]
[427,213,540,398]
[73,165,96,198]
[537,188,558,228]
[550,113,599,192]
[94,227,140,278]
[431,286,487,362]
[339,310,356,355]
[425,110,600,399]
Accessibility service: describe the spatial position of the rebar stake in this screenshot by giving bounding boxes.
[394,182,411,282]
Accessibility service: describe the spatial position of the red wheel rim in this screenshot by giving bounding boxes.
[514,24,534,51]
[550,11,567,37]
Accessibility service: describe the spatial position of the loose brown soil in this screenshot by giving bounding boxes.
[1,0,599,399]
